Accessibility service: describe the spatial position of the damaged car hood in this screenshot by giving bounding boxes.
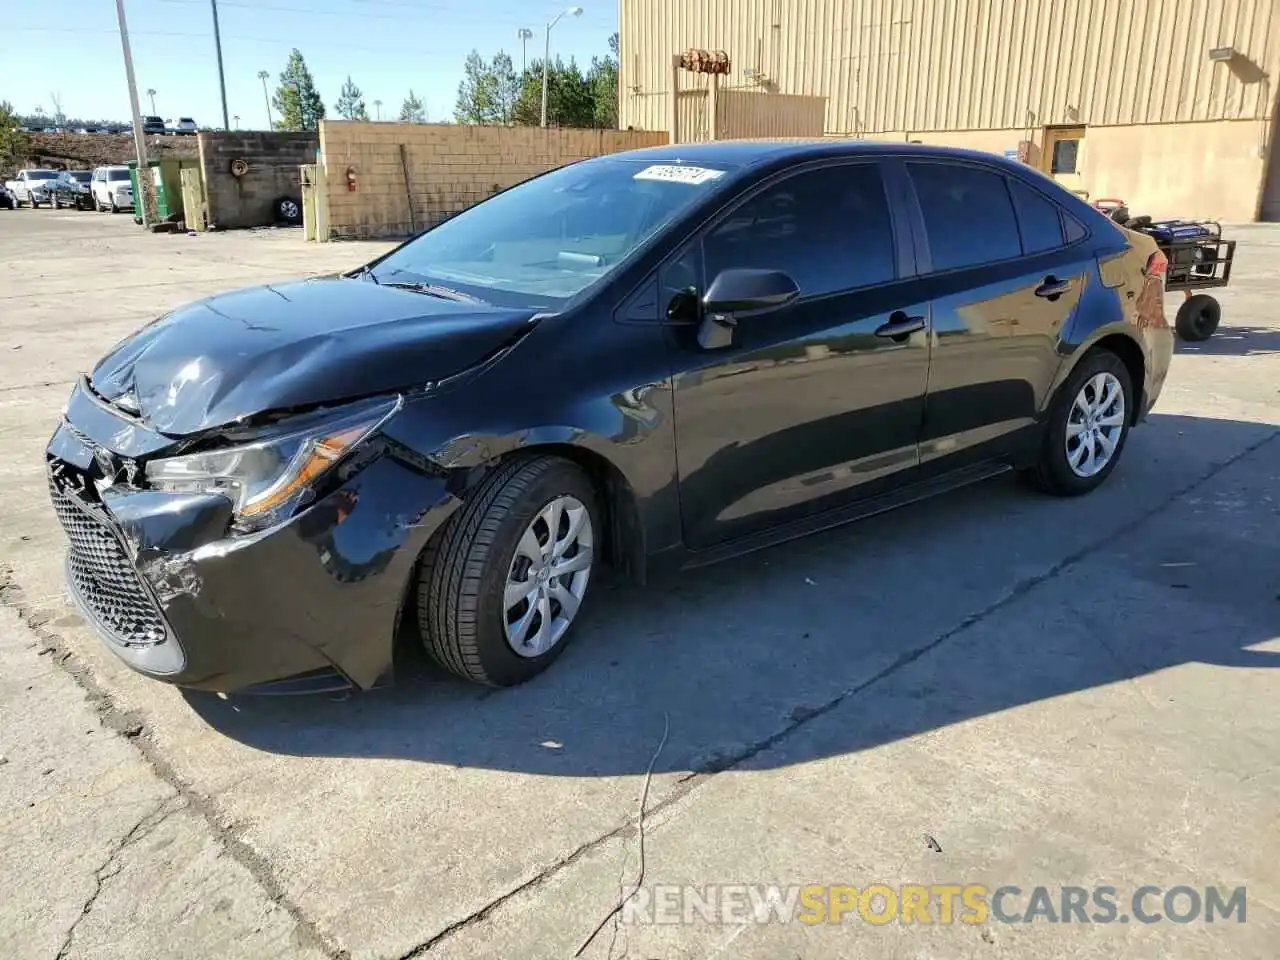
[89,277,538,436]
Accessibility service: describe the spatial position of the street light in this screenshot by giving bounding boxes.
[258,70,272,129]
[541,6,583,128]
[146,87,156,115]
[518,27,533,75]
[374,99,382,121]
[233,114,239,130]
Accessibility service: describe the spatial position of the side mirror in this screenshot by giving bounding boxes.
[698,268,800,350]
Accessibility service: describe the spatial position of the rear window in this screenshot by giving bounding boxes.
[907,162,1022,271]
[1007,178,1066,254]
[28,170,56,178]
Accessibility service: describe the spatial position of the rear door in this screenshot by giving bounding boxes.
[900,158,1095,473]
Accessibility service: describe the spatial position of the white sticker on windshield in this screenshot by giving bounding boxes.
[633,164,726,186]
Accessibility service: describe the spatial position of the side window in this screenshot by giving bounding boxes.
[907,162,1022,271]
[702,163,896,298]
[660,244,702,323]
[1063,211,1088,243]
[1007,178,1066,254]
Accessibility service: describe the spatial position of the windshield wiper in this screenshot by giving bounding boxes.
[381,281,484,304]
[352,263,380,285]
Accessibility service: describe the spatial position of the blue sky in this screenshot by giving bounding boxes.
[3,0,619,127]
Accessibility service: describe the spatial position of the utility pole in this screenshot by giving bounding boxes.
[114,0,155,228]
[541,7,583,128]
[210,0,230,131]
[258,70,273,129]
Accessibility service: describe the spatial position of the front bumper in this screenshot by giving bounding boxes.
[45,386,460,694]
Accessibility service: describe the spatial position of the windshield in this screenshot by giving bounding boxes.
[369,157,734,308]
[69,172,91,182]
[29,170,56,179]
[106,169,131,182]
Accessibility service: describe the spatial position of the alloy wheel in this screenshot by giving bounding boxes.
[1065,371,1126,478]
[503,495,594,658]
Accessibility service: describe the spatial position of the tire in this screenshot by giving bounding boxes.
[52,196,61,209]
[1174,293,1221,342]
[1021,347,1134,497]
[109,198,119,214]
[417,456,601,687]
[273,195,302,225]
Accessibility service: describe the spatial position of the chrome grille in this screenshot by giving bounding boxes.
[48,469,167,647]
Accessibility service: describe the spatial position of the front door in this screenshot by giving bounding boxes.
[666,160,931,550]
[1042,125,1087,196]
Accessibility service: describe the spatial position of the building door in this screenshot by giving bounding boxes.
[1259,110,1280,221]
[1042,126,1087,195]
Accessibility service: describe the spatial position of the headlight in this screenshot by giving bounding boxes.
[144,396,400,532]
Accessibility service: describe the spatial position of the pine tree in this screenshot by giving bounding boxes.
[399,89,427,123]
[0,101,31,171]
[334,75,369,121]
[272,49,326,131]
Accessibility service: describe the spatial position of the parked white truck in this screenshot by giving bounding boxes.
[4,169,62,208]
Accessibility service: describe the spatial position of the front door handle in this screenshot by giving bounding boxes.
[875,312,926,341]
[1035,275,1072,300]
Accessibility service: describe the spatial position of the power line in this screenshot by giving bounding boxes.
[4,25,522,56]
[153,0,615,27]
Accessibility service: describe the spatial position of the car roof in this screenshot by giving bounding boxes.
[599,138,1025,172]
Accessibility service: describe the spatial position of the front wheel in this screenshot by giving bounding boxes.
[1022,348,1134,496]
[417,456,600,686]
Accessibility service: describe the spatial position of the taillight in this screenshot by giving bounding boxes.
[1145,250,1168,278]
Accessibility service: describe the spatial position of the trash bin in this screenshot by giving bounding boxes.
[127,159,188,221]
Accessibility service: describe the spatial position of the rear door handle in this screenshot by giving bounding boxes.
[875,312,926,340]
[1035,275,1072,300]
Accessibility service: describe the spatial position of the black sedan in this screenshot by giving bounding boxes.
[52,171,94,210]
[46,140,1174,695]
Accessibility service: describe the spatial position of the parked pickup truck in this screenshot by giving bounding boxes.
[4,169,62,208]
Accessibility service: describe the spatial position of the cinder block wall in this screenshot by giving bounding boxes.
[317,122,668,240]
[197,132,319,229]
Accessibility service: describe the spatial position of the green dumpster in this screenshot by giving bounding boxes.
[127,159,189,222]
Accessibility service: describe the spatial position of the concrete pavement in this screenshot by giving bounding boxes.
[0,210,1276,959]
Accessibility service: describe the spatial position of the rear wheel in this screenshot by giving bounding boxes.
[1175,293,1220,342]
[1022,348,1134,496]
[417,456,600,686]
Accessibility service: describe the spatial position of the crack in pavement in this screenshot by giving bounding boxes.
[0,571,352,960]
[55,798,180,960]
[5,428,1277,960]
[396,427,1280,958]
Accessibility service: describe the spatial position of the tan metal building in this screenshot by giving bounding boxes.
[618,0,1280,221]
